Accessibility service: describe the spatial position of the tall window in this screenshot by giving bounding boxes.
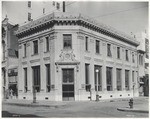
[139,55,143,65]
[28,12,31,21]
[106,67,112,91]
[125,50,129,61]
[28,1,31,8]
[46,64,51,92]
[145,38,149,59]
[24,68,27,93]
[94,65,102,91]
[46,37,49,52]
[125,70,129,90]
[63,34,72,49]
[132,52,135,63]
[116,69,122,91]
[32,66,40,92]
[85,64,90,91]
[96,40,100,54]
[2,42,5,60]
[132,71,134,82]
[107,44,112,57]
[24,43,27,57]
[85,36,88,51]
[33,40,38,54]
[2,68,6,86]
[117,47,120,59]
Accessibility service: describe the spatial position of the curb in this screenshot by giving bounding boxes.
[3,102,66,108]
[117,108,149,113]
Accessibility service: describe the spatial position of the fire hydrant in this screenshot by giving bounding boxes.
[129,98,133,109]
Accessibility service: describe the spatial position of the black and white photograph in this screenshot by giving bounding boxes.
[1,0,149,118]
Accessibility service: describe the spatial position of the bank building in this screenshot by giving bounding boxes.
[16,12,140,101]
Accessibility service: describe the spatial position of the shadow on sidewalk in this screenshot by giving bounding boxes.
[2,111,42,118]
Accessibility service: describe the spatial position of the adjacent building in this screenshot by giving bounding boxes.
[136,31,149,96]
[16,12,140,101]
[2,17,19,99]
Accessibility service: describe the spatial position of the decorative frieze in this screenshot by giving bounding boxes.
[116,63,123,66]
[106,61,114,65]
[43,57,50,61]
[125,64,130,68]
[30,59,40,63]
[94,58,103,63]
[84,56,91,60]
[22,61,27,65]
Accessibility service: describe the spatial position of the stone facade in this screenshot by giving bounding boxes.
[16,12,140,101]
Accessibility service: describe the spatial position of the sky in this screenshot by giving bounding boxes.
[2,1,149,36]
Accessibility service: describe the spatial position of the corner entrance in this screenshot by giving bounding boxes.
[62,69,74,101]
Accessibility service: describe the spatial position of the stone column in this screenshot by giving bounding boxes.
[122,66,125,91]
[102,63,107,91]
[113,66,117,91]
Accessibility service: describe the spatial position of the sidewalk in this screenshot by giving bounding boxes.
[3,96,149,113]
[3,99,67,108]
[117,96,149,113]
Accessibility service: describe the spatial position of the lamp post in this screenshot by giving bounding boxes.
[96,69,99,101]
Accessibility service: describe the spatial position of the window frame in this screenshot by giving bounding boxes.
[46,36,50,52]
[94,65,102,91]
[106,67,113,91]
[107,44,112,57]
[125,50,129,61]
[32,66,40,92]
[116,68,122,91]
[125,70,130,90]
[96,40,100,54]
[24,68,28,93]
[63,34,72,49]
[117,47,120,59]
[46,64,51,92]
[85,36,88,51]
[33,40,38,55]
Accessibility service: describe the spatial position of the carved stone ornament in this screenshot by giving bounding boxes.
[57,49,79,63]
[19,45,22,49]
[27,42,30,47]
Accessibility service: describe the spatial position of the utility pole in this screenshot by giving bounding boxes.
[63,1,65,12]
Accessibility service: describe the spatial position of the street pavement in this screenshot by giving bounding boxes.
[2,97,149,118]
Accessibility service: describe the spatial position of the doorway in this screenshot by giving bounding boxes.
[62,69,74,101]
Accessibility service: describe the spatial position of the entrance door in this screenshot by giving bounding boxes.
[62,69,74,101]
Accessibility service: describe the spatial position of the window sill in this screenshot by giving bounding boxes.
[31,53,39,56]
[85,50,90,53]
[23,56,27,59]
[44,51,50,54]
[95,53,101,56]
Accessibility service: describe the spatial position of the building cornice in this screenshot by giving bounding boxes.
[16,12,139,46]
